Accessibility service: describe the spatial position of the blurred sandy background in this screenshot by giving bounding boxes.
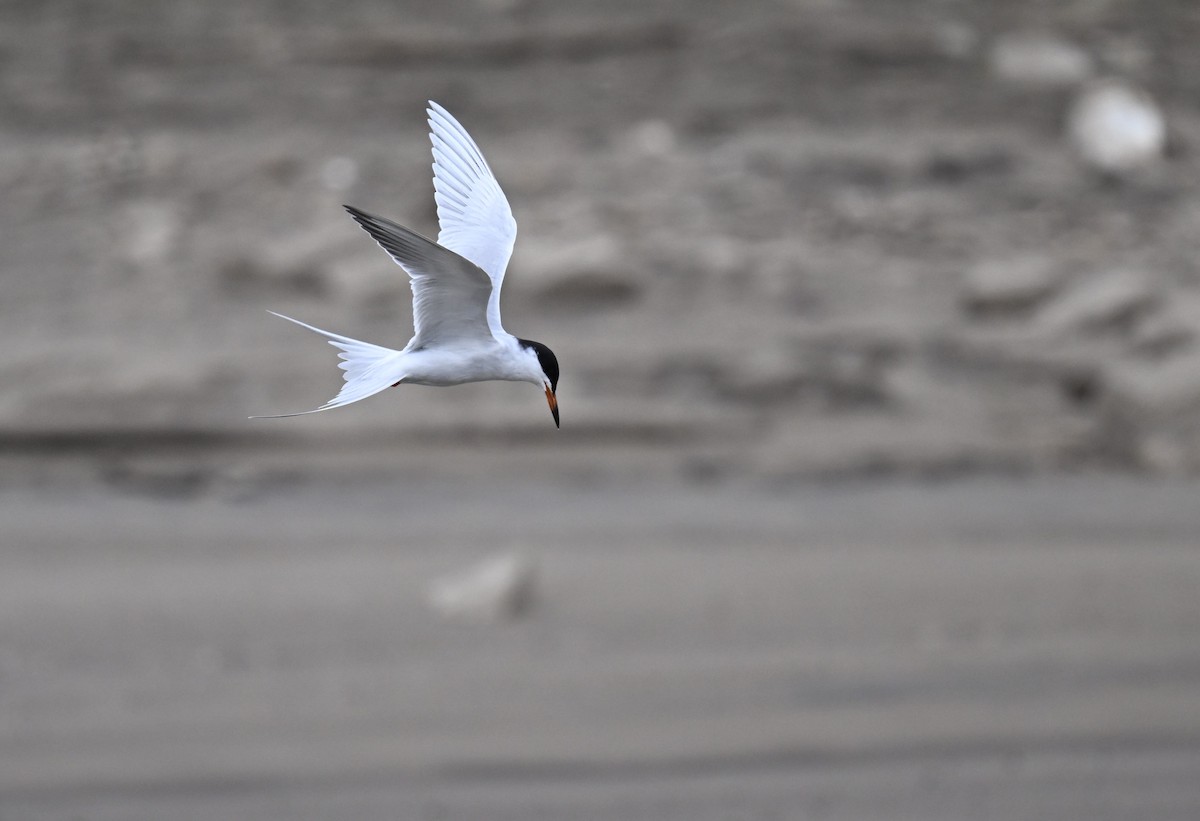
[2,1,1200,819]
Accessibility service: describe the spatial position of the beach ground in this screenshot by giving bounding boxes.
[2,469,1198,820]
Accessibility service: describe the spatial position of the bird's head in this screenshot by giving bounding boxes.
[517,339,559,428]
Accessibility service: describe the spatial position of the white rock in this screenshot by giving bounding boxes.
[1068,81,1166,173]
[428,552,536,622]
[988,32,1092,87]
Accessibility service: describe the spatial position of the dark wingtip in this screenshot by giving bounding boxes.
[344,204,376,223]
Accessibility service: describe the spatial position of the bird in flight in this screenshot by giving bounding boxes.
[253,101,560,427]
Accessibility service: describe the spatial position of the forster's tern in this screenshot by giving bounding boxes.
[254,102,560,427]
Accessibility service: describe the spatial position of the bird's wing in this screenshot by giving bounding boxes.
[427,101,517,338]
[344,205,494,349]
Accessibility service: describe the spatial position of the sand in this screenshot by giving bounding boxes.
[1,471,1198,819]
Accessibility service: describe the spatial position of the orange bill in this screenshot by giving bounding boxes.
[545,384,560,429]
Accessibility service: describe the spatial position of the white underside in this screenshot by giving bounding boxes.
[399,339,541,387]
[251,312,541,418]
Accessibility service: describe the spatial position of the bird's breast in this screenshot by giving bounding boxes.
[399,344,528,387]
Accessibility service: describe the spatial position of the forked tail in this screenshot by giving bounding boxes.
[249,312,405,418]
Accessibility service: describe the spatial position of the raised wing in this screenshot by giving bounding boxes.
[344,205,493,349]
[427,101,517,337]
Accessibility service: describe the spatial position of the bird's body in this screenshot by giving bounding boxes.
[395,337,537,388]
[254,102,560,427]
[268,312,547,388]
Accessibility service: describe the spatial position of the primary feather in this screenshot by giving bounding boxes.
[428,101,517,337]
[343,205,494,349]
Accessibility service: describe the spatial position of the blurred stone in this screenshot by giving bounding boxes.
[961,255,1061,318]
[1136,434,1194,475]
[261,154,304,185]
[1108,347,1200,416]
[533,275,639,313]
[21,359,237,430]
[625,119,677,158]
[934,22,978,61]
[712,344,807,404]
[1068,81,1165,173]
[1037,269,1157,334]
[516,234,640,313]
[320,155,359,191]
[988,32,1092,88]
[1130,293,1200,357]
[220,223,355,295]
[428,552,536,622]
[1099,35,1153,76]
[806,341,897,409]
[119,199,183,268]
[713,338,896,408]
[748,240,819,309]
[1103,348,1200,473]
[326,250,405,317]
[752,407,998,481]
[922,145,1014,184]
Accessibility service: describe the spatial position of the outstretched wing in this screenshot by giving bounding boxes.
[344,205,494,349]
[427,101,517,337]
